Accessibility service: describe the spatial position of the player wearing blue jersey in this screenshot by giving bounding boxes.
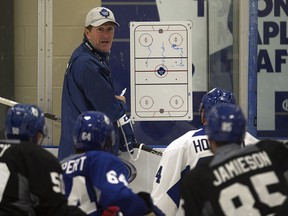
[61,111,164,216]
[181,103,288,215]
[0,104,86,216]
[59,7,136,160]
[151,88,258,216]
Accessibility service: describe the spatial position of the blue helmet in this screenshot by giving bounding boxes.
[200,88,236,117]
[206,103,246,144]
[74,111,115,152]
[5,104,46,141]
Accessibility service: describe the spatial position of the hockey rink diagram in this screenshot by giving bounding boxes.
[130,21,193,121]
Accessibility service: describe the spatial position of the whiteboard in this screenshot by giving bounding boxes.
[130,21,193,121]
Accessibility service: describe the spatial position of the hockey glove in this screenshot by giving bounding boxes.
[137,192,165,216]
[118,114,136,154]
[101,206,122,216]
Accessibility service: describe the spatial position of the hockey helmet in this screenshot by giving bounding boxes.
[5,104,46,141]
[206,103,246,144]
[200,88,236,117]
[74,111,115,152]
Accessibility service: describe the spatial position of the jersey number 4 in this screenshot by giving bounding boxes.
[155,166,163,183]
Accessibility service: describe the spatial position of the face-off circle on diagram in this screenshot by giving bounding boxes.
[139,33,153,47]
[170,95,184,109]
[140,96,154,109]
[169,33,183,47]
[155,64,168,78]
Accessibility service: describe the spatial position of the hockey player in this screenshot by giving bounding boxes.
[61,111,164,216]
[181,103,288,215]
[151,88,258,216]
[0,104,86,216]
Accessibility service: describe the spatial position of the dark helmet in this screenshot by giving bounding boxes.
[206,103,246,144]
[74,111,115,152]
[200,87,236,117]
[5,104,46,142]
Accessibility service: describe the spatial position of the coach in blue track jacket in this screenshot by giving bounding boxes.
[59,7,136,160]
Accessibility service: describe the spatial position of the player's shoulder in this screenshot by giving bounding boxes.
[1,141,43,154]
[84,151,127,176]
[191,127,206,137]
[86,150,122,164]
[2,141,59,167]
[256,139,287,149]
[165,128,205,151]
[85,150,115,157]
[0,140,18,156]
[29,144,59,162]
[250,140,288,163]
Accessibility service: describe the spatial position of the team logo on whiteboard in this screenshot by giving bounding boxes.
[282,99,288,112]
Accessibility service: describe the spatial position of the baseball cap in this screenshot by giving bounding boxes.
[85,7,120,27]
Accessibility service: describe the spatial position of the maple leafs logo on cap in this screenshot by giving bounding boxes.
[100,8,110,18]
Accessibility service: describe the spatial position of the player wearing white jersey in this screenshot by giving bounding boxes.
[151,88,258,216]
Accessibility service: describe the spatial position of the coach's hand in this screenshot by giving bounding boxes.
[115,95,126,103]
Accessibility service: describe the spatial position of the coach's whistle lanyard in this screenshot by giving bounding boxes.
[84,41,111,74]
[84,40,115,90]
